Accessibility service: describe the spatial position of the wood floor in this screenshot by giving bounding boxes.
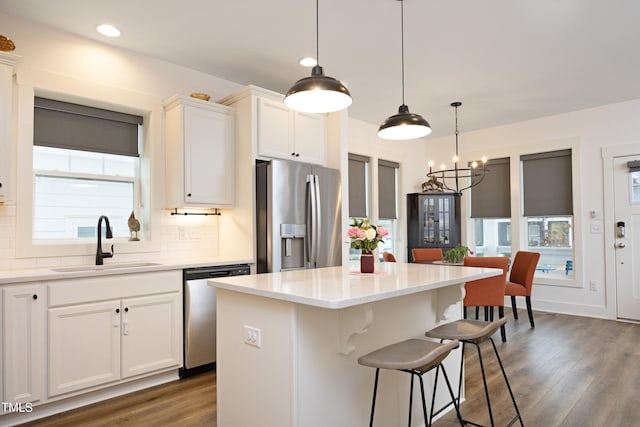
[22,309,640,427]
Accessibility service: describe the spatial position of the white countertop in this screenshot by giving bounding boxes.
[0,256,252,284]
[210,262,501,309]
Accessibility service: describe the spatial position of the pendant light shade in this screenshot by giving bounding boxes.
[284,0,352,114]
[378,0,431,140]
[284,65,352,113]
[378,104,432,140]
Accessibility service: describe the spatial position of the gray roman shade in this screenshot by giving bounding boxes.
[348,153,369,218]
[378,159,399,220]
[470,157,511,218]
[628,160,640,172]
[521,149,573,216]
[34,97,142,157]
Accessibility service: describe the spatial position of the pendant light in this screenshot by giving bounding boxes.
[378,0,432,140]
[284,0,352,114]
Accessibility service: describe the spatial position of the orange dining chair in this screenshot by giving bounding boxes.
[462,256,510,342]
[382,251,396,262]
[411,248,443,263]
[505,251,541,328]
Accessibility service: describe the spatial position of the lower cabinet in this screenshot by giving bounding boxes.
[2,284,46,404]
[49,292,181,397]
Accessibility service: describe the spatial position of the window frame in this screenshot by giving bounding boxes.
[14,75,161,259]
[461,138,583,288]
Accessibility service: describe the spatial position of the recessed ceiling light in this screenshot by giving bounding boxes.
[96,24,121,38]
[299,57,317,67]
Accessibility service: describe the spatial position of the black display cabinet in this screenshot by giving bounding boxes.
[407,192,461,260]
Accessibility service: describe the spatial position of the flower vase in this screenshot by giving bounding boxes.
[360,252,375,274]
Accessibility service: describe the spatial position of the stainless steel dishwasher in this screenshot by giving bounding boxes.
[181,264,250,377]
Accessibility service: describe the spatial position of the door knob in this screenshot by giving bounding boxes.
[617,242,626,248]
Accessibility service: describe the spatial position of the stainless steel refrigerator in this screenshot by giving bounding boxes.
[256,159,342,273]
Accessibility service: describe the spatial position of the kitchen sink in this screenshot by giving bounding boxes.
[52,262,161,272]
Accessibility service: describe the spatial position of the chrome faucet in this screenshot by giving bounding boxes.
[96,215,114,265]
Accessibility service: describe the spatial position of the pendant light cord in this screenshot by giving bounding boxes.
[316,0,320,64]
[400,0,405,105]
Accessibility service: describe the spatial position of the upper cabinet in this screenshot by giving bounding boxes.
[0,53,18,203]
[164,95,235,208]
[257,97,326,165]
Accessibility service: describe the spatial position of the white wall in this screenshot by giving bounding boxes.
[421,100,640,319]
[0,12,243,270]
[1,12,637,320]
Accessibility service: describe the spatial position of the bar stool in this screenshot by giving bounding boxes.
[358,338,464,427]
[425,318,523,427]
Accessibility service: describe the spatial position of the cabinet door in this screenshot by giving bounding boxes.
[121,293,181,379]
[184,104,234,206]
[3,284,46,403]
[48,300,121,396]
[293,111,326,165]
[0,55,16,202]
[257,97,294,160]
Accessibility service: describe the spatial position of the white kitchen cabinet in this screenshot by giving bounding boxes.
[48,300,121,396]
[2,284,46,404]
[48,293,181,396]
[121,293,181,379]
[47,270,182,397]
[164,95,235,208]
[257,96,326,165]
[0,53,18,203]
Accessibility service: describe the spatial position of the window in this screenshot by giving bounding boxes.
[378,159,399,259]
[470,157,511,257]
[521,149,573,276]
[33,97,142,241]
[348,153,370,259]
[348,153,369,218]
[629,161,640,203]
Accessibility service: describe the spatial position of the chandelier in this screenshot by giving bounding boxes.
[424,102,488,195]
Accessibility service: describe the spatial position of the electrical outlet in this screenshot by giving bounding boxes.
[244,325,262,348]
[189,227,200,240]
[178,226,187,240]
[589,280,598,291]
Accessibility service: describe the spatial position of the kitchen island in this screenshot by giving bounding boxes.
[211,262,500,426]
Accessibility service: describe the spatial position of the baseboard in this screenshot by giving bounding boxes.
[0,370,179,426]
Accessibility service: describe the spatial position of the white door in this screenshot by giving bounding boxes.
[614,154,640,320]
[48,300,121,396]
[3,284,46,403]
[121,293,181,378]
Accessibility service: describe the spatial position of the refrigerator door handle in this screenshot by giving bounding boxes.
[306,174,316,266]
[313,174,322,266]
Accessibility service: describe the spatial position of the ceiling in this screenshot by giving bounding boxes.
[2,0,640,137]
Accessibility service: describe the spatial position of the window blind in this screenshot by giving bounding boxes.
[378,159,399,220]
[470,157,511,218]
[348,153,369,218]
[34,97,142,157]
[521,149,573,216]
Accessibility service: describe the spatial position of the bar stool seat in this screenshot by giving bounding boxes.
[425,318,523,427]
[358,339,463,427]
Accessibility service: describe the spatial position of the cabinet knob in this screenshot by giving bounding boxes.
[187,193,192,197]
[0,182,3,188]
[32,294,38,300]
[124,307,129,312]
[291,152,296,156]
[115,308,120,313]
[295,153,300,157]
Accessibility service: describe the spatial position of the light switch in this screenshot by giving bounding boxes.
[589,223,602,234]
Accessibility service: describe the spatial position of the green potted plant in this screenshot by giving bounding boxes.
[444,244,471,264]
